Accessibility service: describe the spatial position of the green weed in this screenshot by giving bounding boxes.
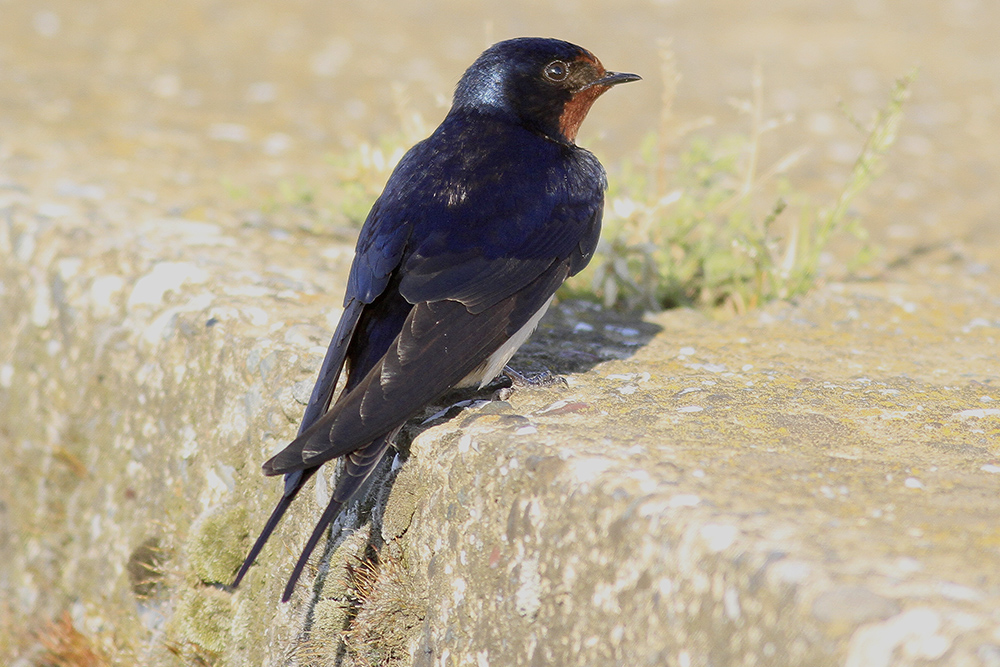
[568,45,915,313]
[324,85,430,226]
[245,55,913,316]
[233,86,430,234]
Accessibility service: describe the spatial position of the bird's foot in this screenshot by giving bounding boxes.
[502,366,569,388]
[482,366,567,400]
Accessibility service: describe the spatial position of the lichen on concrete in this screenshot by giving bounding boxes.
[186,504,252,586]
[171,585,235,656]
[4,1,1000,665]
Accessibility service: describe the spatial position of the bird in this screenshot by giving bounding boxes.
[231,37,640,601]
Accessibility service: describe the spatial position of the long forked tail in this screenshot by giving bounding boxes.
[231,300,364,590]
[279,433,396,601]
[278,487,348,601]
[231,469,314,589]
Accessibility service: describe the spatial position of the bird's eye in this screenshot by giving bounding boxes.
[543,60,569,82]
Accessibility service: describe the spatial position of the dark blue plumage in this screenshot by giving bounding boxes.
[232,37,639,601]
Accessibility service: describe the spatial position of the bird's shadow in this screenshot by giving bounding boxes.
[300,299,661,658]
[503,298,662,378]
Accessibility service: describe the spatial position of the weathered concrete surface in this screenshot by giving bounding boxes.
[3,204,1000,666]
[0,203,355,663]
[384,288,1000,666]
[3,0,1000,665]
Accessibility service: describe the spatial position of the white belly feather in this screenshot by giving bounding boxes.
[455,294,556,389]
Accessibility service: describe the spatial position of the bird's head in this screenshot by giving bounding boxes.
[454,37,641,145]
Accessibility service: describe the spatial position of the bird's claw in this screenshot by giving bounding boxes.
[481,367,566,401]
[502,366,569,388]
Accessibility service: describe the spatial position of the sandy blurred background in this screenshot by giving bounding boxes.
[0,0,997,267]
[2,0,999,661]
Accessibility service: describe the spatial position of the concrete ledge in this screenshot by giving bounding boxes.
[1,206,351,661]
[3,203,1000,666]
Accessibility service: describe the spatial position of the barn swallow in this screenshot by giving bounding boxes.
[232,37,639,601]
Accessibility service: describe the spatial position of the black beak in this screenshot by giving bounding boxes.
[580,70,642,91]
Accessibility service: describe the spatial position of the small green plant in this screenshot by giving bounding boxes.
[569,44,915,313]
[326,85,430,225]
[230,85,430,234]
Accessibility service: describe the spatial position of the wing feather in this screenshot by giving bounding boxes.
[263,260,569,475]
